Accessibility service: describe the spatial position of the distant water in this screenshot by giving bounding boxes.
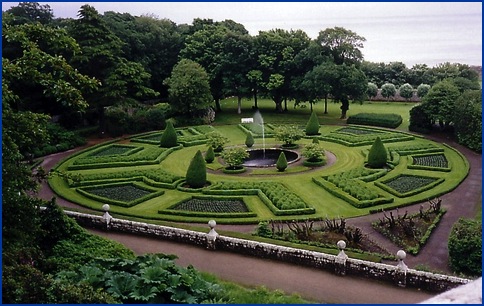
[247,12,482,67]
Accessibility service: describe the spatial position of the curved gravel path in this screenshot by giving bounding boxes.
[36,132,480,303]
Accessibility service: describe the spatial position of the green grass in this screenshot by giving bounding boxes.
[49,97,469,226]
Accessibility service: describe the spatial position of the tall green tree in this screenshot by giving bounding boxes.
[316,27,366,66]
[381,83,397,101]
[68,5,157,131]
[5,2,54,25]
[163,59,213,117]
[398,83,414,101]
[453,90,482,152]
[421,79,460,129]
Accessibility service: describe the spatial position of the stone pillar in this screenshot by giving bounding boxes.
[102,204,113,230]
[335,240,348,276]
[206,220,219,250]
[395,250,408,287]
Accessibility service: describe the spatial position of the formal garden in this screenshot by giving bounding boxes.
[48,100,469,236]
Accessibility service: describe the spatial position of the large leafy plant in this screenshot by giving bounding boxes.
[55,254,221,303]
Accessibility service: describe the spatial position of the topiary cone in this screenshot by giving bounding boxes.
[186,150,207,188]
[205,146,215,163]
[367,137,387,168]
[245,133,254,147]
[305,111,320,136]
[276,151,288,172]
[160,121,177,148]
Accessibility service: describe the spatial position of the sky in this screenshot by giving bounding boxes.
[2,1,482,67]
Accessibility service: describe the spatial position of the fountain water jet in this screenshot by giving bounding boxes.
[253,110,265,157]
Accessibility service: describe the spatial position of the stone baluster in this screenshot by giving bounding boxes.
[335,240,348,276]
[207,220,219,250]
[102,204,113,230]
[395,249,408,287]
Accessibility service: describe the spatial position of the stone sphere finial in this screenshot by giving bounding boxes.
[337,240,346,250]
[102,204,110,212]
[208,219,216,229]
[396,250,406,260]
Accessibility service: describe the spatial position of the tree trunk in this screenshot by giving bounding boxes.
[253,89,258,109]
[215,98,222,112]
[284,98,288,112]
[237,96,242,114]
[324,95,328,114]
[340,96,349,119]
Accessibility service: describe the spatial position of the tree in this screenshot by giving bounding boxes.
[421,79,460,129]
[416,84,431,98]
[448,218,482,276]
[204,146,215,163]
[453,90,482,152]
[6,2,54,25]
[185,150,207,188]
[276,152,288,172]
[367,82,378,100]
[380,83,396,101]
[301,61,336,113]
[367,137,387,168]
[68,5,157,130]
[305,111,320,136]
[245,133,255,148]
[398,83,414,101]
[409,104,432,133]
[316,27,366,65]
[221,147,249,169]
[159,121,177,148]
[163,59,213,117]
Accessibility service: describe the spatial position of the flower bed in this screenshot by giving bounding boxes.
[376,174,444,197]
[321,126,414,147]
[408,153,451,172]
[88,144,140,157]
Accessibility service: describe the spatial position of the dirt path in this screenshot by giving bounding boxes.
[36,132,481,299]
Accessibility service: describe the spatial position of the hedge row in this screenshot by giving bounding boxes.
[237,123,277,138]
[312,177,394,208]
[375,175,445,198]
[159,195,257,218]
[69,168,183,189]
[321,127,414,147]
[204,182,315,215]
[67,146,182,170]
[346,113,403,128]
[87,144,142,157]
[387,143,443,156]
[77,181,165,208]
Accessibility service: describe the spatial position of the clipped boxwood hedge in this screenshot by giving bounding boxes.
[346,113,403,128]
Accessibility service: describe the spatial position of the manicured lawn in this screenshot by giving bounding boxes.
[49,106,469,225]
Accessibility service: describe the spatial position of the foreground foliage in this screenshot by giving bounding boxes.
[448,218,482,276]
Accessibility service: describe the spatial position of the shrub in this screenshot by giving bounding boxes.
[346,113,403,128]
[207,132,229,152]
[367,137,387,168]
[302,143,325,162]
[205,146,215,163]
[159,121,178,148]
[221,147,249,169]
[274,125,304,146]
[245,133,254,147]
[276,152,288,172]
[186,150,207,188]
[409,104,432,133]
[312,137,319,144]
[448,218,482,276]
[305,111,320,135]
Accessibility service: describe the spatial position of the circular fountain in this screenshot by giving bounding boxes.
[243,148,300,167]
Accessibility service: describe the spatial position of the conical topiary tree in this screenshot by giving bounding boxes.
[245,133,254,148]
[305,111,320,136]
[367,137,387,168]
[204,146,215,163]
[186,150,206,188]
[160,121,177,148]
[276,151,288,172]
